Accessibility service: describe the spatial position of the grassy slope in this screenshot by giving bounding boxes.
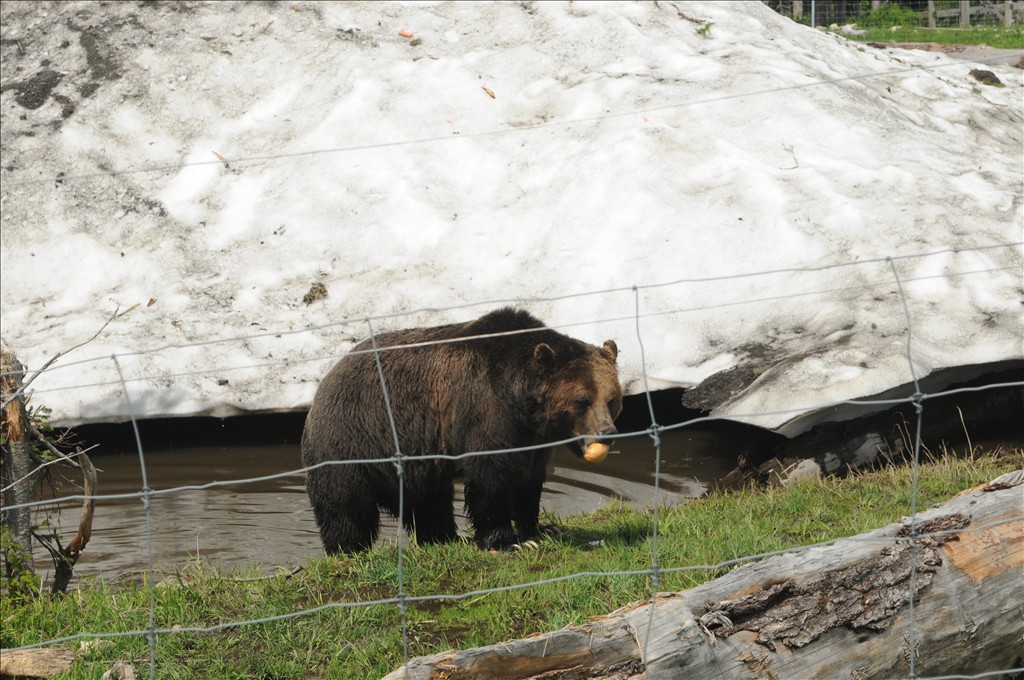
[846,25,1024,49]
[2,448,1022,679]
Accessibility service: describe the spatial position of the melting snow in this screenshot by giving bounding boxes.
[1,1,1021,431]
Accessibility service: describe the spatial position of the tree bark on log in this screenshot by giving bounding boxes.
[385,472,1024,680]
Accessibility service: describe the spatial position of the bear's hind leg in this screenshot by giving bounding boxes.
[315,503,379,553]
[307,468,380,553]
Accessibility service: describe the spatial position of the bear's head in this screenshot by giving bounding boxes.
[534,339,623,463]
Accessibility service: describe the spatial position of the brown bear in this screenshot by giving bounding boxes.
[301,307,623,552]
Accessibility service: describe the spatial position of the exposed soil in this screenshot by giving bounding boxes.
[1,69,63,109]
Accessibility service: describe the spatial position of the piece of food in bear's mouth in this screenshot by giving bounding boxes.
[583,442,610,463]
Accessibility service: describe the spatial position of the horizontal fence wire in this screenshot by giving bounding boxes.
[2,260,1021,679]
[4,378,1023,512]
[1,243,1021,400]
[1,40,1022,679]
[1,50,1020,192]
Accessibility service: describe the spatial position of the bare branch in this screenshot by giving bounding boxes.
[28,424,85,467]
[51,449,97,595]
[0,444,97,494]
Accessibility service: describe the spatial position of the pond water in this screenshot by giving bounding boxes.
[31,371,1022,584]
[30,372,1023,585]
[34,394,755,582]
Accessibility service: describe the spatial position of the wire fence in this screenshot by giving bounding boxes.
[764,0,1024,28]
[1,36,1022,680]
[2,242,1022,678]
[2,45,1021,193]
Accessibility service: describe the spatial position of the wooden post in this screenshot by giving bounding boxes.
[1,340,34,574]
[793,0,802,21]
[927,0,937,28]
[1004,0,1013,26]
[960,0,971,27]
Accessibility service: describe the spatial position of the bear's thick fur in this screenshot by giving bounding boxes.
[301,307,623,552]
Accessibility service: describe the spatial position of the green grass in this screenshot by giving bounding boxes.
[794,2,1024,49]
[3,448,1021,679]
[846,24,1024,49]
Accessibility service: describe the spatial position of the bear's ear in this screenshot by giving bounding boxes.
[602,340,618,362]
[533,343,557,372]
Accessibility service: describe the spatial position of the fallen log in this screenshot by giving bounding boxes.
[385,471,1024,679]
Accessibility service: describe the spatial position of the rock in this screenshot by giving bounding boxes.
[302,281,328,305]
[969,68,1004,87]
[101,661,139,680]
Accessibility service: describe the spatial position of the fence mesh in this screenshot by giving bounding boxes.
[763,0,1024,28]
[3,242,1021,678]
[1,45,1022,680]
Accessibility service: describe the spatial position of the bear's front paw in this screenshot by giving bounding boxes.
[516,521,561,543]
[488,539,540,554]
[476,526,520,552]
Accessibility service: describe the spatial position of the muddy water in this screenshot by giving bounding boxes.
[35,419,744,581]
[29,373,1022,583]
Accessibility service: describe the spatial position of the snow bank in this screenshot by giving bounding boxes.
[1,1,1021,431]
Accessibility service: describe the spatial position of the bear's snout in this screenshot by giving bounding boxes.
[579,426,617,447]
[573,426,617,450]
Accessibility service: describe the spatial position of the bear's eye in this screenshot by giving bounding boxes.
[573,396,592,414]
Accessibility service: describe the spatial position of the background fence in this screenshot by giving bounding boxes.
[764,0,1024,28]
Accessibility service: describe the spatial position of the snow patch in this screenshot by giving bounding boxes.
[1,2,1020,432]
